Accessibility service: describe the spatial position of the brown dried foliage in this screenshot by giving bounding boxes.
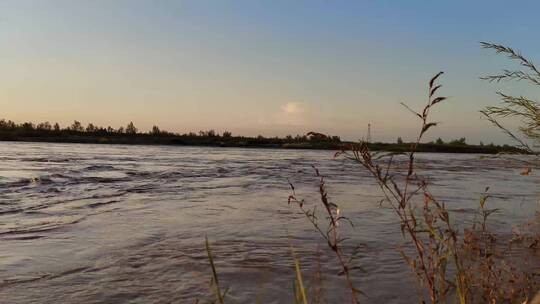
[292,72,539,303]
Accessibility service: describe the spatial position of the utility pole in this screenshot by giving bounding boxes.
[366,123,372,143]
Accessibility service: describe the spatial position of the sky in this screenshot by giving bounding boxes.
[0,0,539,144]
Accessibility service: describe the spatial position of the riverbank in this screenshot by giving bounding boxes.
[0,132,526,154]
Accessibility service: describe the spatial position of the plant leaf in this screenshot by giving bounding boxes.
[431,96,447,105]
[429,71,444,88]
[422,122,438,134]
[430,84,442,97]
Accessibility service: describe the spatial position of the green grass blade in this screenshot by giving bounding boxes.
[293,257,308,304]
[205,236,225,304]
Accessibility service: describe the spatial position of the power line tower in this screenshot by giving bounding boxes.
[366,123,372,143]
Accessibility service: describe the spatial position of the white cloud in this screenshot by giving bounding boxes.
[257,102,308,127]
[276,102,307,126]
[280,102,303,115]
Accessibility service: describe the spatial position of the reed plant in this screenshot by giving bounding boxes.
[480,42,540,153]
[288,166,364,304]
[332,72,466,303]
[201,44,539,303]
[205,236,227,304]
[288,71,538,303]
[460,189,538,303]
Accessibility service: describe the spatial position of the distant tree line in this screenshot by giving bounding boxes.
[0,119,152,136]
[395,136,510,148]
[0,118,526,153]
[0,118,343,148]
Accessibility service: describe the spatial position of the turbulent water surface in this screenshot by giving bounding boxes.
[0,142,538,303]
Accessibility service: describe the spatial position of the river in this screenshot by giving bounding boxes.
[0,142,537,303]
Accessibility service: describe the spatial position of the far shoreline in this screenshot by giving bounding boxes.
[0,135,526,154]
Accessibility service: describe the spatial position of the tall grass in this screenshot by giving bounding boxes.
[333,72,466,303]
[201,47,539,303]
[292,254,308,304]
[480,42,540,152]
[288,166,363,303]
[205,236,227,304]
[287,72,538,303]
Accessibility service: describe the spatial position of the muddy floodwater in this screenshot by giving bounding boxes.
[0,142,538,303]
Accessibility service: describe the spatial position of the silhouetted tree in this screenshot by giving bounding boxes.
[126,122,138,135]
[53,123,60,132]
[294,134,307,142]
[150,125,161,135]
[435,138,444,145]
[222,131,232,138]
[86,123,96,133]
[70,120,83,132]
[22,122,35,131]
[37,122,52,131]
[449,137,466,146]
[397,137,404,144]
[307,132,329,141]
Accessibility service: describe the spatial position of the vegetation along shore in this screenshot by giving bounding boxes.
[0,119,527,154]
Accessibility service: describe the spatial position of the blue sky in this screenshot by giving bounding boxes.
[0,0,539,143]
